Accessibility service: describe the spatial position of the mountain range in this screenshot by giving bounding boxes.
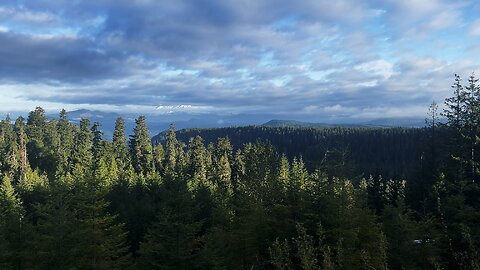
[42,109,429,139]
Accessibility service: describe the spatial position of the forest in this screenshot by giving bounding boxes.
[1,73,480,269]
[154,125,424,181]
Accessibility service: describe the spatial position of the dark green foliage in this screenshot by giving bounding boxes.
[137,175,208,270]
[129,116,154,175]
[71,118,94,175]
[156,125,424,180]
[28,181,131,270]
[187,136,207,189]
[2,82,480,270]
[113,117,130,169]
[0,175,27,269]
[165,124,180,174]
[0,115,18,177]
[56,109,74,174]
[26,107,57,174]
[91,121,105,162]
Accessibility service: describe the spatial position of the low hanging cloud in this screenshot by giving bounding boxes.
[0,0,479,121]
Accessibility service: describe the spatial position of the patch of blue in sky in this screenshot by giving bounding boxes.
[307,69,337,81]
[270,75,292,87]
[397,29,468,63]
[363,9,396,63]
[156,64,200,78]
[270,16,297,32]
[258,51,278,68]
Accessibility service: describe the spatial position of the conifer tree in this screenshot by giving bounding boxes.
[295,224,318,270]
[0,175,26,269]
[129,116,154,175]
[91,121,105,163]
[215,154,232,193]
[278,155,290,189]
[14,117,29,181]
[56,109,74,173]
[0,115,18,177]
[26,107,48,171]
[138,176,205,269]
[442,75,471,182]
[30,181,131,269]
[71,118,94,176]
[317,223,335,270]
[165,124,179,174]
[113,117,129,168]
[269,238,292,270]
[464,73,480,182]
[17,167,49,192]
[213,138,233,192]
[187,136,207,189]
[291,157,309,191]
[443,74,468,130]
[153,143,165,174]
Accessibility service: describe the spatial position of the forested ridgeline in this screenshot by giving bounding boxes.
[1,74,480,269]
[154,125,425,181]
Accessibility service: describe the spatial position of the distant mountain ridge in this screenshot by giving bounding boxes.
[262,118,427,128]
[42,109,430,139]
[262,120,372,128]
[48,109,242,139]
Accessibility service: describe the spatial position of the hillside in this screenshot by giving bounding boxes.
[153,125,426,180]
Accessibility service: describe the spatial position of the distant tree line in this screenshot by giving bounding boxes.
[0,73,480,269]
[157,125,425,181]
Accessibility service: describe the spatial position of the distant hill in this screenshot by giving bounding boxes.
[360,118,428,128]
[262,120,372,128]
[43,109,429,139]
[48,109,132,139]
[152,125,425,180]
[48,109,244,139]
[262,118,428,128]
[263,119,337,128]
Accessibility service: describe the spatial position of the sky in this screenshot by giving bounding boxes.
[1,0,480,122]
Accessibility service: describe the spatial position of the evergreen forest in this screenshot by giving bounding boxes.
[2,74,480,269]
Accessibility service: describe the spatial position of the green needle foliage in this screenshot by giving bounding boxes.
[1,74,480,269]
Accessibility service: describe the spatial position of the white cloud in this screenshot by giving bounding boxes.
[354,60,394,79]
[0,6,57,23]
[426,10,460,30]
[469,19,480,36]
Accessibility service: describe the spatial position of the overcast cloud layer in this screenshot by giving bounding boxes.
[1,0,479,121]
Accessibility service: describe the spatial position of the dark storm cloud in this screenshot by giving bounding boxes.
[0,31,141,83]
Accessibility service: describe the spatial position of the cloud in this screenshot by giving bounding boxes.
[0,6,57,23]
[469,19,480,36]
[355,60,394,79]
[0,0,478,122]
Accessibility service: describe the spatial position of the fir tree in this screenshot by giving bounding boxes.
[71,118,94,176]
[153,143,165,174]
[0,175,27,269]
[13,117,28,181]
[113,117,130,168]
[165,124,179,174]
[0,115,18,177]
[269,238,292,270]
[138,176,205,270]
[294,224,318,270]
[30,181,131,269]
[129,116,154,175]
[26,107,49,171]
[56,109,74,174]
[91,121,105,163]
[187,136,207,189]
